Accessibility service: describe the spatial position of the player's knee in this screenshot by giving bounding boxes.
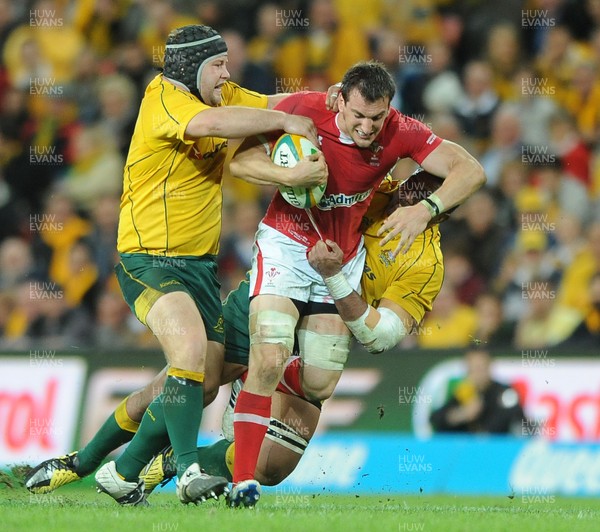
[250,310,296,381]
[180,332,208,357]
[301,373,338,401]
[256,467,288,486]
[167,333,208,370]
[252,344,289,386]
[256,417,308,485]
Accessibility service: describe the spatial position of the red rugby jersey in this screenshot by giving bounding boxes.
[262,92,442,262]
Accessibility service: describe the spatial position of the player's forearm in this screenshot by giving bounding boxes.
[323,272,405,353]
[432,159,485,213]
[230,145,296,186]
[186,107,288,139]
[420,140,486,215]
[331,289,371,322]
[322,271,379,327]
[266,93,290,109]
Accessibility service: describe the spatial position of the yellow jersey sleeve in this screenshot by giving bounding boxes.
[142,76,208,145]
[117,76,268,257]
[220,81,269,108]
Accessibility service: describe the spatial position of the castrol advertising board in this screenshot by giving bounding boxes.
[0,355,86,464]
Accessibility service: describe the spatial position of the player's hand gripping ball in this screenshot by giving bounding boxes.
[271,133,327,209]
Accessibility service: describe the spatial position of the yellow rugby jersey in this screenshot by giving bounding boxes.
[117,75,268,256]
[360,175,444,323]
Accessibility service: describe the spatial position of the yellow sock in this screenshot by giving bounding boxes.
[225,442,235,476]
[167,367,205,383]
[115,398,140,433]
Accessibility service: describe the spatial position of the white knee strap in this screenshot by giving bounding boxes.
[346,307,406,354]
[297,329,350,371]
[249,310,296,352]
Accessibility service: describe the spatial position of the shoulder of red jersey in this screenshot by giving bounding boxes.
[386,108,436,138]
[380,108,442,162]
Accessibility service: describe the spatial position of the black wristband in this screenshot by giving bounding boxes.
[423,197,440,216]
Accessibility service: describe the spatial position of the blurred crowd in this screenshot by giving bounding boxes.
[0,0,599,351]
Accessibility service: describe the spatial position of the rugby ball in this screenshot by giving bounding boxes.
[271,133,327,209]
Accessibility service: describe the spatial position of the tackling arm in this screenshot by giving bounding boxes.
[418,140,486,214]
[378,140,486,256]
[229,135,328,188]
[266,93,290,109]
[185,106,319,146]
[308,240,412,353]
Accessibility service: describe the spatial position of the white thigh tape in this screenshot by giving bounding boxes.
[297,329,350,371]
[249,310,296,352]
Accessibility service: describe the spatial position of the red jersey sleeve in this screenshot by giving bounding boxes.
[391,113,443,164]
[265,92,317,152]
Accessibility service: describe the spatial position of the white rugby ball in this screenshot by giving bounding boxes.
[271,133,327,209]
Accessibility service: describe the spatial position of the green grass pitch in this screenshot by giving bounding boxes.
[1,477,600,532]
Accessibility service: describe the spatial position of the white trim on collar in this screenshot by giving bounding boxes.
[335,113,355,145]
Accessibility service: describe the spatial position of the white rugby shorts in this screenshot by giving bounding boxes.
[249,222,365,304]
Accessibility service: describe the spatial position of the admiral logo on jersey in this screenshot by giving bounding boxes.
[317,189,373,210]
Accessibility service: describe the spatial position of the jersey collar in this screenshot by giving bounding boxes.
[335,113,355,145]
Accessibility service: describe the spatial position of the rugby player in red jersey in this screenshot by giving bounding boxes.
[227,60,485,507]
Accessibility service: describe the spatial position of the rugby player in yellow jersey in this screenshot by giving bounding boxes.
[88,24,326,506]
[309,169,448,353]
